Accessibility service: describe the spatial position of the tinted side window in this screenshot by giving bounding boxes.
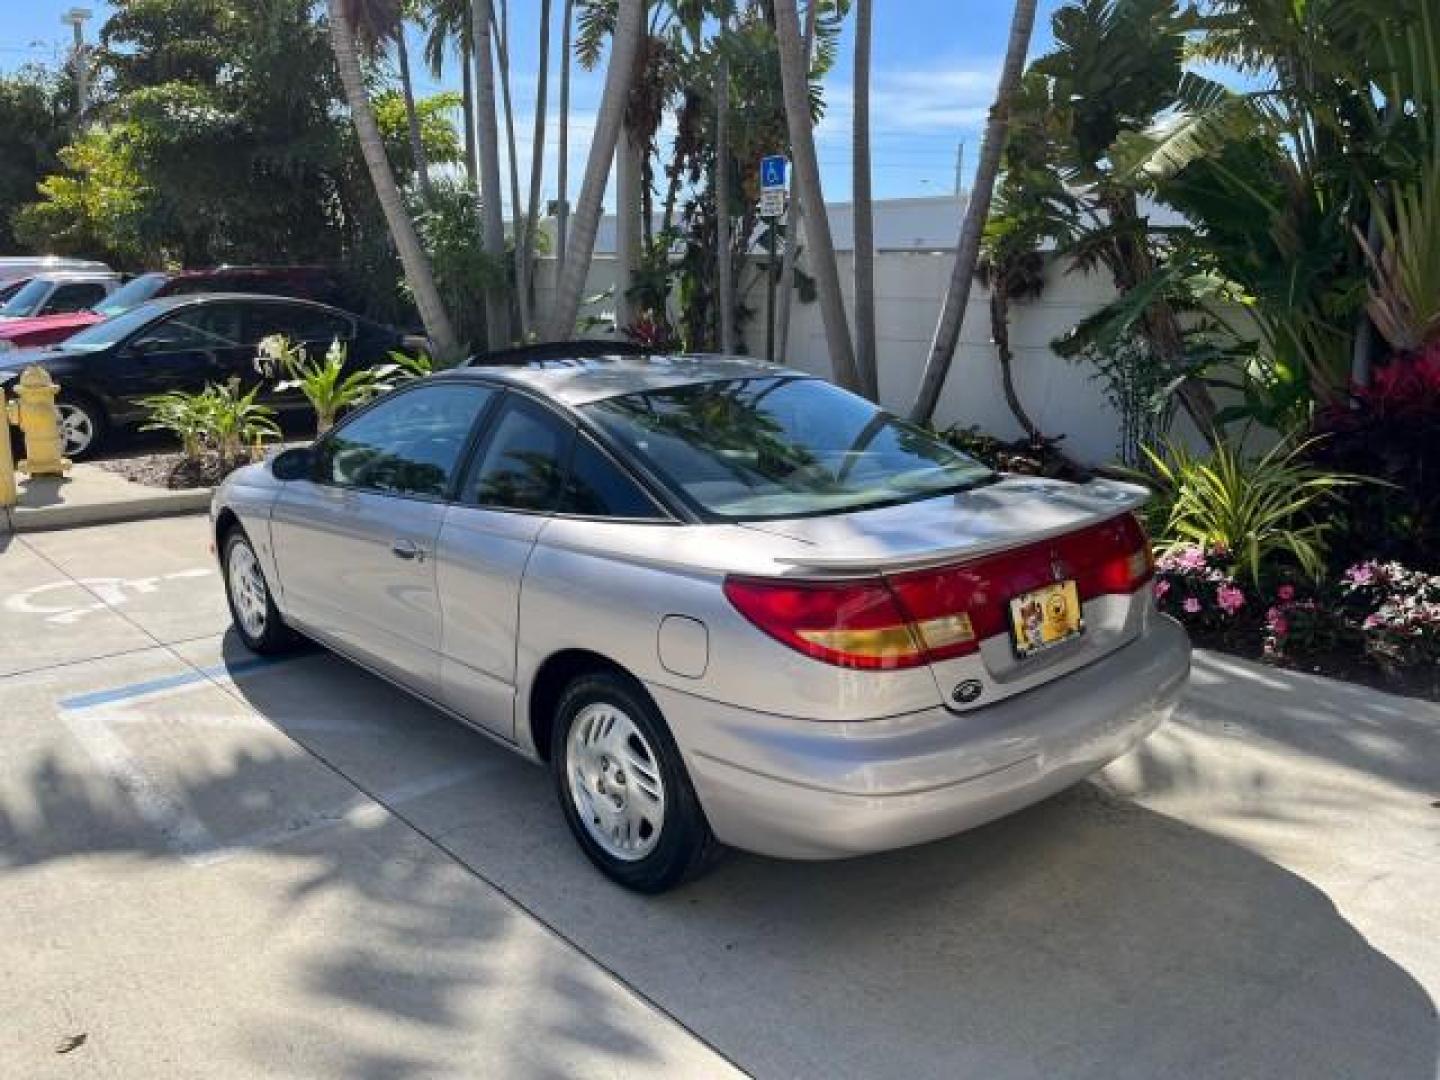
[248,303,352,346]
[560,436,664,519]
[318,384,494,498]
[134,304,245,351]
[44,282,108,313]
[465,396,574,512]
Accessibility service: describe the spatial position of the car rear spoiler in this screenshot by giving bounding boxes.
[770,478,1153,574]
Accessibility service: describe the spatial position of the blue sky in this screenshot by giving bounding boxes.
[1,1,1075,206]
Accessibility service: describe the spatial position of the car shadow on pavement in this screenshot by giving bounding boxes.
[210,637,1440,1080]
[6,632,1435,1080]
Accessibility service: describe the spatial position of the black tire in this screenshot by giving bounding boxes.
[220,527,298,655]
[55,392,108,461]
[551,672,719,893]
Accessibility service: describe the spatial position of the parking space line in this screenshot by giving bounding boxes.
[58,654,302,711]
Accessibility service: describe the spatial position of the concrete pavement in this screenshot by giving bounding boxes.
[1,515,1436,1078]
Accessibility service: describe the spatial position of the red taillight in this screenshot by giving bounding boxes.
[725,513,1153,670]
[721,577,927,670]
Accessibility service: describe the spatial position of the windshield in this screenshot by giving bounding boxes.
[583,376,995,520]
[93,273,168,317]
[0,278,52,318]
[55,302,169,353]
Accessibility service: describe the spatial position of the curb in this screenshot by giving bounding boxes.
[0,486,213,534]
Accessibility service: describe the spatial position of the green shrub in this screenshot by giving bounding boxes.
[258,334,398,434]
[139,381,279,462]
[1135,437,1362,586]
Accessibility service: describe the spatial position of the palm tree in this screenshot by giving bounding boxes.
[492,0,529,337]
[909,0,1038,423]
[522,0,554,341]
[715,2,735,353]
[774,0,820,364]
[556,0,575,270]
[421,0,477,188]
[773,0,860,392]
[327,0,459,358]
[852,0,877,399]
[395,8,434,202]
[547,0,646,339]
[471,0,511,346]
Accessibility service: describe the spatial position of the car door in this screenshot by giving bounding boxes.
[269,382,497,697]
[436,393,579,739]
[106,302,249,404]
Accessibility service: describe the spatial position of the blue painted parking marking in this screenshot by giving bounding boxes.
[59,655,303,711]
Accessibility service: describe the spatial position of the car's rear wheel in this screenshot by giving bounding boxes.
[551,672,718,893]
[55,394,106,460]
[221,528,297,655]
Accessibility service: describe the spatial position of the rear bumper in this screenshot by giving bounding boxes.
[651,617,1190,860]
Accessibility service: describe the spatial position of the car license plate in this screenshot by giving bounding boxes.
[1008,580,1083,659]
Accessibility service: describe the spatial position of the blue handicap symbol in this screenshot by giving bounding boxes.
[761,156,787,190]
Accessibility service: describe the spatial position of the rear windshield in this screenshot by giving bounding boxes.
[582,376,994,520]
[0,278,51,317]
[94,272,168,317]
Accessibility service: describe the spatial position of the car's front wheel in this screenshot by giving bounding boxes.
[221,528,297,655]
[552,672,718,893]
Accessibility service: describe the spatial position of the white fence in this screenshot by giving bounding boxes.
[531,251,1212,466]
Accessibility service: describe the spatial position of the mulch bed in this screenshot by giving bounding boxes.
[99,450,253,490]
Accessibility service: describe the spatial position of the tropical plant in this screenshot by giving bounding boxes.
[139,389,217,461]
[1082,334,1175,466]
[547,0,647,339]
[328,0,459,358]
[1357,163,1440,354]
[139,382,280,462]
[1136,437,1362,586]
[909,0,1040,422]
[205,379,284,460]
[262,335,398,433]
[774,0,859,392]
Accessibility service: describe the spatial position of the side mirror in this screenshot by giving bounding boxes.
[271,446,314,482]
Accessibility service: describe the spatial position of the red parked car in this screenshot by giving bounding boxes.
[0,266,350,352]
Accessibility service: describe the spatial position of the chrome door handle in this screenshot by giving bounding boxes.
[391,538,426,562]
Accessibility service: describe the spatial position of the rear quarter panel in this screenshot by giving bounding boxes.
[514,518,947,758]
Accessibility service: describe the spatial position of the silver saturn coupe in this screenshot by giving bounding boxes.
[213,354,1190,892]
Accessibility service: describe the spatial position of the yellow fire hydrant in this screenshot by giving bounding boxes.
[9,365,71,478]
[0,385,16,508]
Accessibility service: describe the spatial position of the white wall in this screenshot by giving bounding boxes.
[532,252,1213,467]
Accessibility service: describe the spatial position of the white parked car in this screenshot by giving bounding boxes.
[0,256,110,286]
[0,272,121,321]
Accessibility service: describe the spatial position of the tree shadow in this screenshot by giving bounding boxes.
[6,634,1436,1079]
[214,638,1439,1080]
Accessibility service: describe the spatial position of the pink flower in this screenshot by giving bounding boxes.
[1153,579,1171,600]
[1346,564,1376,587]
[1183,597,1202,615]
[1216,584,1246,616]
[1277,584,1296,602]
[1176,546,1207,571]
[1270,615,1289,638]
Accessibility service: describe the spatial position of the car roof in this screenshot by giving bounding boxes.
[437,352,810,406]
[133,291,344,312]
[28,271,119,282]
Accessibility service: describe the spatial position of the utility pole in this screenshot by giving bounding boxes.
[62,8,93,121]
[953,141,965,196]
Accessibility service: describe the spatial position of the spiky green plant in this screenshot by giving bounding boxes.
[205,379,281,460]
[1137,437,1363,585]
[264,335,398,434]
[139,389,215,461]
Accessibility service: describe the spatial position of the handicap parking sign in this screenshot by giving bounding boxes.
[760,155,788,193]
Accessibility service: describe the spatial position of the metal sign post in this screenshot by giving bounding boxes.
[759,156,789,363]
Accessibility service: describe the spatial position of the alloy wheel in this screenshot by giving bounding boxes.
[55,402,95,458]
[565,702,667,861]
[227,540,269,641]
